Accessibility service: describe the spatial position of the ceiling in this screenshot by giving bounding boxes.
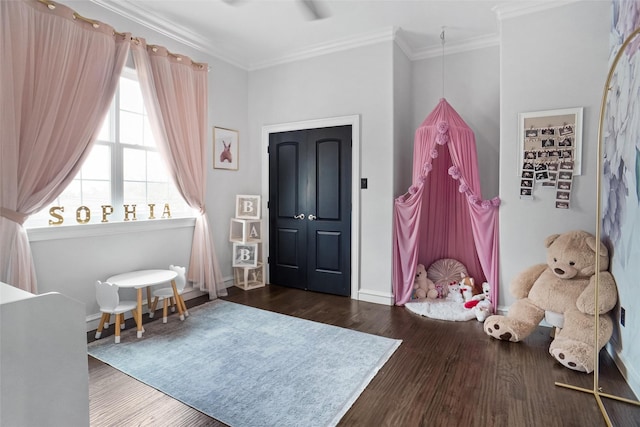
[86,0,570,70]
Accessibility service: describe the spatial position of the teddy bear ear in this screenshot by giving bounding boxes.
[545,234,560,248]
[585,235,609,258]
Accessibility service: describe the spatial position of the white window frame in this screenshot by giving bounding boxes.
[24,67,195,236]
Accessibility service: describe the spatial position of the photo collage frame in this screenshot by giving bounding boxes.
[518,108,582,209]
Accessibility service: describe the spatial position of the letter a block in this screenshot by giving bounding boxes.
[229,219,262,243]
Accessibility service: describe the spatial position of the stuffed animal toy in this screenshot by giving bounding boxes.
[459,274,480,302]
[464,281,490,308]
[413,264,438,299]
[433,282,449,299]
[483,230,618,373]
[446,281,463,303]
[471,282,492,322]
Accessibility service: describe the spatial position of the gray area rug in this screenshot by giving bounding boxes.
[88,299,401,427]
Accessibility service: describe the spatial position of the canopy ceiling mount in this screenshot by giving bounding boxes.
[440,26,446,98]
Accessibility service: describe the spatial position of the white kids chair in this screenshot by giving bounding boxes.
[149,265,189,323]
[94,280,140,343]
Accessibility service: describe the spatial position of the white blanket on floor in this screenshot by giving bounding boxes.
[405,298,476,321]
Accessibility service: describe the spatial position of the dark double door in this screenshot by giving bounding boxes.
[268,125,351,296]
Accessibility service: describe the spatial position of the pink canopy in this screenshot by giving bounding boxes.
[393,98,500,311]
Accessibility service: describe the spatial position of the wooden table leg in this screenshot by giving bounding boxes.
[136,288,143,338]
[146,286,153,318]
[179,294,189,317]
[115,313,122,344]
[170,280,185,321]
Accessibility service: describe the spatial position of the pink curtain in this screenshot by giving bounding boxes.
[393,99,500,310]
[131,39,225,299]
[0,0,129,292]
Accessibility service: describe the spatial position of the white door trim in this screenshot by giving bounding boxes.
[261,115,360,299]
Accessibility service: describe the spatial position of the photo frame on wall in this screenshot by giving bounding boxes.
[213,127,239,170]
[235,195,261,219]
[517,107,583,176]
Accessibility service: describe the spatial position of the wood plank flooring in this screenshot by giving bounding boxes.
[88,285,640,426]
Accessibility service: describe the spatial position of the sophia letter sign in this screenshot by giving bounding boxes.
[48,203,173,225]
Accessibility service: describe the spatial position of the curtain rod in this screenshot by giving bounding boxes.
[36,0,208,70]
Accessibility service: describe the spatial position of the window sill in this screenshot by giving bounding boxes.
[27,217,197,242]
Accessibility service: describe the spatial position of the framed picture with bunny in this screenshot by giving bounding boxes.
[213,126,239,170]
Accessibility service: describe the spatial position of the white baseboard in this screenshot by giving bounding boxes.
[357,288,394,306]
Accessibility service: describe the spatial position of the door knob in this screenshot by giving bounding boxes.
[294,214,305,220]
[308,214,317,221]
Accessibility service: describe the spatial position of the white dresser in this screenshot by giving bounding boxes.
[1,282,89,426]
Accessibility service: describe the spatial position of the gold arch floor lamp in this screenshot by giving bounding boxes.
[554,26,640,426]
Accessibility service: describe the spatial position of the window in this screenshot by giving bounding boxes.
[25,69,195,228]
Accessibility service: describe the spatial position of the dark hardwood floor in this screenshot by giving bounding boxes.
[88,285,640,426]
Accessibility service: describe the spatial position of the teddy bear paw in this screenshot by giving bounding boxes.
[483,315,520,342]
[549,338,593,373]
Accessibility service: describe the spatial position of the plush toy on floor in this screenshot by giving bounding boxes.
[469,282,492,322]
[446,281,464,303]
[483,230,618,373]
[413,264,438,299]
[459,274,480,302]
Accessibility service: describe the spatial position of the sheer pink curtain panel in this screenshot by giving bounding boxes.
[131,39,225,299]
[0,0,129,292]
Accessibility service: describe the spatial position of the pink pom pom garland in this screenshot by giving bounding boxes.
[448,165,461,180]
[435,133,449,145]
[436,121,449,134]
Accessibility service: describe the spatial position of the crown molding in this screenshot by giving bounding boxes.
[410,34,500,60]
[252,28,501,69]
[89,0,505,70]
[89,0,246,69]
[250,27,398,70]
[393,27,414,59]
[493,0,582,21]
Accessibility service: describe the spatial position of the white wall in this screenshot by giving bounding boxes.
[207,50,250,280]
[249,42,396,303]
[28,1,251,325]
[411,46,500,199]
[393,45,414,196]
[499,2,609,309]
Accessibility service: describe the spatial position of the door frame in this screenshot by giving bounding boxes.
[261,115,360,299]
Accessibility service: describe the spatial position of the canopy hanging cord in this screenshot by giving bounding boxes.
[440,27,446,99]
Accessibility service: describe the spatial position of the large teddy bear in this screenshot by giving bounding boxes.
[484,230,618,373]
